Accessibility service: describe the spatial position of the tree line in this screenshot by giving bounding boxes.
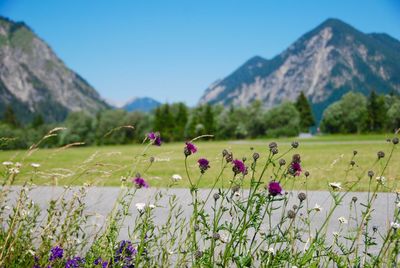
[0,91,399,149]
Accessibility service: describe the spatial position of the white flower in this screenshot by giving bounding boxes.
[267,247,275,254]
[31,163,41,168]
[171,174,182,181]
[2,161,13,166]
[313,203,322,212]
[234,192,241,198]
[135,203,146,212]
[338,216,348,224]
[391,222,400,229]
[329,182,342,190]
[149,204,156,209]
[376,176,386,184]
[168,250,174,255]
[15,162,22,168]
[10,168,19,174]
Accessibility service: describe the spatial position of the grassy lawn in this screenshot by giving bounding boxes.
[0,134,399,191]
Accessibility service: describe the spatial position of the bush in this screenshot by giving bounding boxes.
[264,102,300,137]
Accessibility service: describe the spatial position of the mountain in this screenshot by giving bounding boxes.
[199,18,400,121]
[0,16,109,123]
[122,97,161,112]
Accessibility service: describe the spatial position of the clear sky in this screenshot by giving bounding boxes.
[1,0,399,106]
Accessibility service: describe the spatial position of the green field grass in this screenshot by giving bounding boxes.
[0,134,399,191]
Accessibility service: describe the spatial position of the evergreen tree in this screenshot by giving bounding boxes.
[367,90,386,132]
[31,113,44,128]
[295,92,315,132]
[3,105,19,127]
[202,104,215,136]
[174,103,188,140]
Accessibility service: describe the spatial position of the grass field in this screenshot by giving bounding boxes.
[1,134,399,191]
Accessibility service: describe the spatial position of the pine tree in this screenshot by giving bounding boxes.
[367,90,386,132]
[202,104,215,136]
[31,113,44,128]
[174,103,188,140]
[3,105,19,127]
[295,92,315,132]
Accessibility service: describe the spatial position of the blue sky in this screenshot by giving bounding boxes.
[1,0,400,106]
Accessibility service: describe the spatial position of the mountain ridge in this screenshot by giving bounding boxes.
[199,18,400,121]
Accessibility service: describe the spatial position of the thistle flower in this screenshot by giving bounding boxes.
[287,210,296,219]
[291,141,299,148]
[184,142,197,156]
[133,177,149,188]
[49,246,63,261]
[268,181,282,196]
[298,192,307,202]
[198,158,210,173]
[279,159,286,166]
[329,182,342,190]
[338,216,348,224]
[148,132,162,146]
[289,162,302,176]
[232,159,246,175]
[269,142,277,151]
[377,151,385,159]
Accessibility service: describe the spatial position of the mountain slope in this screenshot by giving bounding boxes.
[0,16,109,122]
[199,18,400,121]
[122,97,161,112]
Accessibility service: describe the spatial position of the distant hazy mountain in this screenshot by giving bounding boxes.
[0,16,109,122]
[199,18,400,121]
[122,97,161,112]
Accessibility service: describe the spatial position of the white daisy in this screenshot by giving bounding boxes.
[171,174,182,181]
[314,203,322,212]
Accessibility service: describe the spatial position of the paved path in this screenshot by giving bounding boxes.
[3,186,398,247]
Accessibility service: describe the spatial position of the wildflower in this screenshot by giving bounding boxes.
[268,181,282,196]
[31,163,40,168]
[279,159,286,166]
[377,151,385,159]
[253,152,260,161]
[233,191,241,198]
[135,203,146,212]
[10,168,19,174]
[267,247,275,254]
[198,158,210,173]
[149,156,155,163]
[184,142,197,156]
[368,170,375,178]
[376,176,386,184]
[222,149,228,157]
[350,160,355,166]
[287,210,296,219]
[225,152,233,163]
[292,204,298,210]
[338,216,348,224]
[271,147,279,155]
[133,177,149,188]
[298,192,307,202]
[213,193,220,201]
[171,174,182,181]
[289,162,302,176]
[49,246,63,261]
[353,150,358,155]
[269,142,277,151]
[373,226,378,232]
[149,204,156,209]
[292,154,301,163]
[148,132,162,146]
[232,185,240,193]
[2,161,13,166]
[396,201,400,208]
[232,159,246,175]
[352,196,358,203]
[291,141,299,148]
[65,256,85,268]
[329,182,342,190]
[15,162,22,167]
[393,137,399,145]
[391,222,400,229]
[194,250,203,259]
[115,240,136,264]
[304,171,310,177]
[314,204,322,212]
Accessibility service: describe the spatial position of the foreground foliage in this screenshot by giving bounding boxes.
[0,132,399,267]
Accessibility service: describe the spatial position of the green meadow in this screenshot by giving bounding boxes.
[1,134,399,191]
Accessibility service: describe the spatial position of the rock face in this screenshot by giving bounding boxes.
[0,16,109,122]
[199,18,400,121]
[122,97,161,112]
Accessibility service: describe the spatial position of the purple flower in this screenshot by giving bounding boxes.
[198,158,210,173]
[268,181,282,196]
[115,240,137,265]
[232,159,246,175]
[133,177,149,188]
[148,132,162,146]
[49,246,63,261]
[184,142,197,156]
[65,256,85,268]
[290,162,302,176]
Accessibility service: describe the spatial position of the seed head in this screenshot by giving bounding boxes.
[377,151,385,159]
[304,171,310,177]
[279,159,286,166]
[287,210,296,219]
[352,196,358,203]
[368,170,375,178]
[222,149,228,157]
[269,142,278,150]
[353,150,358,156]
[271,147,279,155]
[291,141,299,148]
[253,152,260,161]
[298,192,307,202]
[213,193,220,201]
